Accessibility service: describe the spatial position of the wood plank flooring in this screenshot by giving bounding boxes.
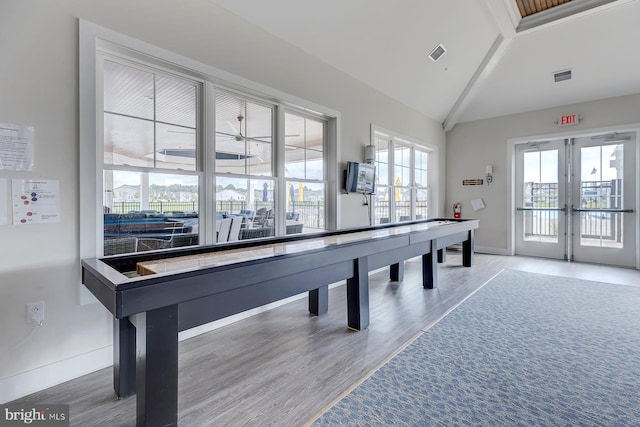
[12,253,640,426]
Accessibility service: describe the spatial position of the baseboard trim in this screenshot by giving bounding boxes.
[0,346,112,404]
[475,246,509,256]
[444,245,509,256]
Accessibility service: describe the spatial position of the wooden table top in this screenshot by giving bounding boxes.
[136,220,455,276]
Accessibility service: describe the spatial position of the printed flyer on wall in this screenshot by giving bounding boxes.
[0,123,35,171]
[12,179,60,224]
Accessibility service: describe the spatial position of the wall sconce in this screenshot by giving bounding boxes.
[364,144,376,165]
[485,165,493,184]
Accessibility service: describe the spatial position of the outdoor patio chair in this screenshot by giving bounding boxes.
[104,237,138,255]
[217,217,233,242]
[227,216,243,242]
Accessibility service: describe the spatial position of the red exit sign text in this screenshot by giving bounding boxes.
[559,114,577,126]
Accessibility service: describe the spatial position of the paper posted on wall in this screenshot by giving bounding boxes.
[470,198,485,211]
[0,123,35,171]
[12,179,60,224]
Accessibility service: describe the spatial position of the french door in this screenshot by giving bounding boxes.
[515,139,568,260]
[515,132,636,267]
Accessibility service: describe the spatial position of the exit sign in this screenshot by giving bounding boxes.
[558,114,579,126]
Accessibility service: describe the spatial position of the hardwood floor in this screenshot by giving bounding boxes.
[12,253,640,426]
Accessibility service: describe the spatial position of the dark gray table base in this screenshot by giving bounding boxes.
[82,219,477,426]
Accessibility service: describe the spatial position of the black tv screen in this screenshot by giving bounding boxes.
[345,161,376,194]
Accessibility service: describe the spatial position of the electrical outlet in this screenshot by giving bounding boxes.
[26,301,45,325]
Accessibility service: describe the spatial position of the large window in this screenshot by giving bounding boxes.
[93,48,332,256]
[372,127,432,224]
[214,92,277,242]
[284,111,326,232]
[103,60,198,171]
[102,59,201,255]
[215,92,273,177]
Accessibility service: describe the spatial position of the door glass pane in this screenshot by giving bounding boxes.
[522,150,559,242]
[579,144,623,248]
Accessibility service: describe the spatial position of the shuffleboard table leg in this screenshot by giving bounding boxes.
[113,317,136,398]
[422,241,437,289]
[132,305,179,427]
[462,230,475,267]
[347,257,369,330]
[437,248,446,263]
[309,286,328,315]
[390,262,404,282]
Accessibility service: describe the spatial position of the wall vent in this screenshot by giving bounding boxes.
[428,44,447,62]
[553,69,572,82]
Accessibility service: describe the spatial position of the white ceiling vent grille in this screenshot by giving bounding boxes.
[553,69,573,82]
[428,44,447,62]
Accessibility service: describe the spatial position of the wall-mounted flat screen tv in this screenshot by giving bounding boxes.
[345,161,376,194]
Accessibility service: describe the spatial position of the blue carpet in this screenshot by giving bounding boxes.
[312,269,640,426]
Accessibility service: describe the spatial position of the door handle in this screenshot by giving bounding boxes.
[570,207,634,213]
[517,205,567,213]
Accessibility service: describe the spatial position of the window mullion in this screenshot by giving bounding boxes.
[153,73,157,169]
[410,146,416,220]
[389,138,396,221]
[203,82,216,245]
[275,105,286,237]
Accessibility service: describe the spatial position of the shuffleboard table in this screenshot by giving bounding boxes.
[81,218,479,426]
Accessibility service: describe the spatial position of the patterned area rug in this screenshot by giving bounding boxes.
[312,269,640,426]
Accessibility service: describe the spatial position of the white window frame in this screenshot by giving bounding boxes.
[80,20,340,260]
[370,124,437,223]
[282,108,329,234]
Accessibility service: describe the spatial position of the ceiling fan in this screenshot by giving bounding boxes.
[215,114,257,142]
[216,114,299,142]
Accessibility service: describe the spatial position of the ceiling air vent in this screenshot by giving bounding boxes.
[553,69,572,82]
[428,44,447,62]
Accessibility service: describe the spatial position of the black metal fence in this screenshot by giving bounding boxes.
[523,180,622,242]
[580,179,621,242]
[218,200,325,230]
[523,182,559,239]
[373,201,428,224]
[108,200,325,230]
[108,201,198,214]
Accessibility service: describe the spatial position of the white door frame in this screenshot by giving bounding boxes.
[507,123,640,269]
[514,139,568,260]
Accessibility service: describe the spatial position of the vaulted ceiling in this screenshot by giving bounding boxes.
[208,0,640,130]
[516,0,574,18]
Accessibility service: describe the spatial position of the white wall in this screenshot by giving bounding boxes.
[446,92,640,254]
[0,0,444,401]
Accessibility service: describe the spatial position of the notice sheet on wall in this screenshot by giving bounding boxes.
[12,179,60,224]
[0,124,35,171]
[0,178,7,225]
